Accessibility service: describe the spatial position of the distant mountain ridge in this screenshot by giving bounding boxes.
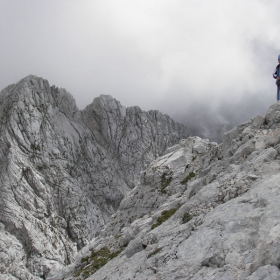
[0,75,190,279]
[7,75,280,280]
[58,102,280,280]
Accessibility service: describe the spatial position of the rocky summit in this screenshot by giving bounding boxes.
[0,75,190,280]
[2,76,280,280]
[51,103,280,280]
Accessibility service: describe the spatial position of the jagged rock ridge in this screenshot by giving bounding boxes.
[0,75,190,279]
[58,103,280,280]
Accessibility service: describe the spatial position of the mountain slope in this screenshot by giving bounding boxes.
[60,103,280,280]
[0,75,190,279]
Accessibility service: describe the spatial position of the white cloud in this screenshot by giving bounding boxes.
[0,0,280,140]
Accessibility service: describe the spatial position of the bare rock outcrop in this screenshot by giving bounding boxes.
[0,75,190,279]
[61,103,280,280]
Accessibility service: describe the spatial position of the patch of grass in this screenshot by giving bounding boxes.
[37,165,44,171]
[36,164,47,171]
[180,172,195,184]
[30,143,41,151]
[182,212,193,224]
[73,247,122,279]
[160,173,172,194]
[52,242,57,249]
[81,255,90,264]
[151,206,180,230]
[147,247,162,258]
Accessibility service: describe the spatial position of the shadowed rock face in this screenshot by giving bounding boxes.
[0,75,190,279]
[82,94,189,188]
[59,103,280,280]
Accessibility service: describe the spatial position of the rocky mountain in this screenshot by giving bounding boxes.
[53,103,280,280]
[3,75,280,280]
[0,75,190,280]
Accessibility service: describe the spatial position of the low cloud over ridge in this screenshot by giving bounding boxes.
[0,0,279,141]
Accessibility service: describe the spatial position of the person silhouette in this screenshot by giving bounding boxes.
[273,54,280,101]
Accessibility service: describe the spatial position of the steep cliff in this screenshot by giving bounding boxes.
[59,103,280,280]
[0,75,190,279]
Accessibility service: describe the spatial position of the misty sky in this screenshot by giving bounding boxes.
[1,0,280,142]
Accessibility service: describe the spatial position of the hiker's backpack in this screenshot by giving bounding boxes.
[273,65,280,87]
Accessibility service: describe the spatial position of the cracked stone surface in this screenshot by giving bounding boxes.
[0,75,190,279]
[4,74,280,280]
[59,102,280,280]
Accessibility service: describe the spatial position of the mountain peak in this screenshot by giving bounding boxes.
[55,103,280,280]
[0,75,190,279]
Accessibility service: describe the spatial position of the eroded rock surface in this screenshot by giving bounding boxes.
[0,75,190,279]
[60,102,280,280]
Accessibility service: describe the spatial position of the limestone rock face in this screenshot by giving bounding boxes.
[0,75,190,279]
[61,103,280,280]
[81,95,188,188]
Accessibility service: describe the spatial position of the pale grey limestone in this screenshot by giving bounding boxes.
[4,74,280,280]
[59,102,280,280]
[0,75,190,279]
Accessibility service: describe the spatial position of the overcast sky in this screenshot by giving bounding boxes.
[1,0,280,141]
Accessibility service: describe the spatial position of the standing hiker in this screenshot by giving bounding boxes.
[273,54,280,101]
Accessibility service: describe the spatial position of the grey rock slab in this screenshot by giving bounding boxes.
[265,102,280,127]
[0,75,190,279]
[63,104,280,279]
[247,265,280,280]
[5,77,280,280]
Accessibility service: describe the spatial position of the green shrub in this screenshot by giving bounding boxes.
[151,206,180,230]
[147,247,162,258]
[30,143,41,151]
[73,247,122,278]
[36,164,47,171]
[180,172,195,184]
[37,165,44,171]
[160,173,172,194]
[182,212,193,224]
